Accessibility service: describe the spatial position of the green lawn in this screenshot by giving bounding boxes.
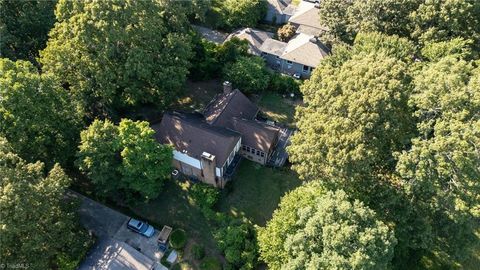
[258,92,299,128]
[218,161,301,226]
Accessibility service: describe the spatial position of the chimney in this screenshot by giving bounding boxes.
[223,81,232,94]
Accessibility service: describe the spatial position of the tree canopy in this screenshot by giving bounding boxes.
[287,32,480,268]
[76,119,173,202]
[0,58,81,167]
[0,137,92,269]
[0,0,56,63]
[318,0,480,52]
[40,0,193,118]
[259,183,396,270]
[209,0,267,31]
[224,56,270,94]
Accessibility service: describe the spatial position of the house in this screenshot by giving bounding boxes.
[226,28,274,56]
[264,0,296,24]
[152,111,241,188]
[153,82,282,187]
[260,33,329,78]
[288,1,328,36]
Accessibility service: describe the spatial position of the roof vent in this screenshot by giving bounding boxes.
[201,152,216,161]
[309,37,317,43]
[245,28,252,34]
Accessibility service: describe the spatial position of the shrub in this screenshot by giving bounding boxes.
[268,72,301,95]
[277,23,296,42]
[169,229,187,250]
[224,56,270,94]
[214,217,258,269]
[200,257,222,270]
[189,183,220,210]
[192,244,205,260]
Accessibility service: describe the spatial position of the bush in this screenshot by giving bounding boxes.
[192,244,205,260]
[277,23,296,42]
[200,257,222,270]
[224,56,270,94]
[214,217,258,269]
[268,72,301,95]
[169,229,187,250]
[189,183,220,210]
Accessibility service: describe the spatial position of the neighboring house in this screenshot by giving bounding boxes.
[260,33,329,78]
[288,1,328,36]
[264,0,296,24]
[154,82,281,188]
[226,28,273,56]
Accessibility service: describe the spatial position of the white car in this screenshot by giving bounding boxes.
[127,218,155,238]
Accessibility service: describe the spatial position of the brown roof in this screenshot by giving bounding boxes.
[203,89,259,129]
[152,112,241,167]
[231,118,280,152]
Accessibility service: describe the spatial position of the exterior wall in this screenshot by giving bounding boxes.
[262,53,315,78]
[262,52,282,70]
[240,146,267,165]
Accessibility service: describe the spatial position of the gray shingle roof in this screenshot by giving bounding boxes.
[226,28,274,56]
[260,38,287,56]
[231,118,280,152]
[281,33,329,67]
[153,112,241,167]
[203,89,259,128]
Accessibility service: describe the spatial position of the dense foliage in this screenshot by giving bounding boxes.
[224,56,270,94]
[0,0,56,63]
[0,59,81,167]
[259,183,396,270]
[318,0,480,52]
[76,119,173,202]
[169,229,187,250]
[277,23,296,42]
[208,0,267,31]
[287,32,480,268]
[40,0,193,118]
[0,138,93,270]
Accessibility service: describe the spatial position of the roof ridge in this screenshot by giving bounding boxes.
[210,89,239,125]
[170,112,239,139]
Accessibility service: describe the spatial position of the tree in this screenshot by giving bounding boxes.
[288,52,415,189]
[223,56,270,94]
[215,217,259,269]
[40,0,193,118]
[211,0,267,30]
[258,184,396,270]
[0,0,56,63]
[0,137,92,269]
[76,119,173,202]
[410,0,480,50]
[277,23,296,42]
[396,57,480,264]
[0,59,81,168]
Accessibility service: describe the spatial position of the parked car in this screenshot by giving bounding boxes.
[127,218,155,237]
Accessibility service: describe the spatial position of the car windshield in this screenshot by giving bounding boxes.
[139,222,149,233]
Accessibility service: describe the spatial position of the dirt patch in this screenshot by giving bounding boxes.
[175,79,223,111]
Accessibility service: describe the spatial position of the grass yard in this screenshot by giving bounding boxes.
[258,92,300,128]
[218,160,301,226]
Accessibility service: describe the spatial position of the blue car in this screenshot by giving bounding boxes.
[127,218,155,238]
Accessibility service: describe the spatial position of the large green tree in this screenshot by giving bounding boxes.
[40,0,193,118]
[76,119,173,202]
[396,57,480,264]
[0,137,92,270]
[210,0,266,30]
[0,0,56,63]
[0,59,81,167]
[289,38,416,190]
[258,183,396,270]
[318,0,480,52]
[223,56,270,94]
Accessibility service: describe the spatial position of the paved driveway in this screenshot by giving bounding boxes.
[68,191,165,268]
